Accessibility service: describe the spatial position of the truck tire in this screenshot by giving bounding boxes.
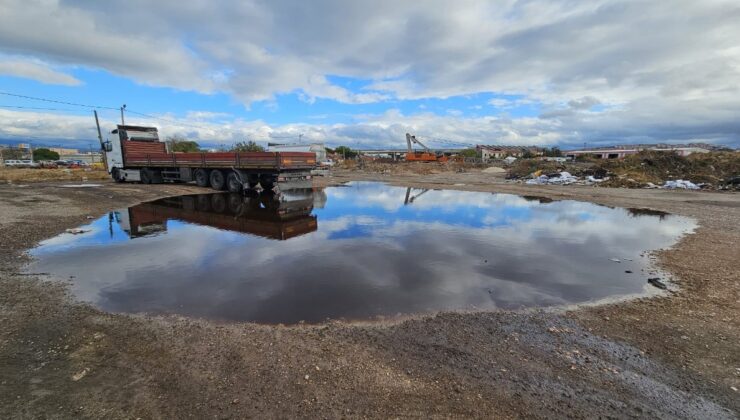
[209,169,226,190]
[194,169,210,187]
[195,194,210,211]
[111,168,124,183]
[226,172,243,193]
[228,194,243,213]
[211,194,227,213]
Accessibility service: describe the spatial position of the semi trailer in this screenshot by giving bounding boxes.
[114,190,318,241]
[95,115,316,193]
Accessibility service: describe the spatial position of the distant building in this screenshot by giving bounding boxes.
[49,147,80,156]
[564,146,711,160]
[477,145,544,160]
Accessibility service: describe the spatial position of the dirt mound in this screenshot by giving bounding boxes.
[596,151,739,188]
[506,151,739,189]
[0,167,110,183]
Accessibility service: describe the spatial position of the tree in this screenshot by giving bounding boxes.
[165,135,200,152]
[334,146,357,159]
[232,140,265,152]
[33,148,60,161]
[521,149,535,159]
[544,147,562,157]
[459,148,479,158]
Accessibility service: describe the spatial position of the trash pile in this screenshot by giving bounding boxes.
[662,179,701,190]
[525,171,608,185]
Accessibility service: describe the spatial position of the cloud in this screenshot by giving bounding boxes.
[0,57,81,86]
[0,0,739,146]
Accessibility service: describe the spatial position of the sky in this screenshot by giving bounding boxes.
[0,0,739,150]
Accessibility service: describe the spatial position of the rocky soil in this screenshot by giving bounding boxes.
[1,175,738,419]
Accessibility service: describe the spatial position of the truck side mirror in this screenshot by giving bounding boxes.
[103,141,113,152]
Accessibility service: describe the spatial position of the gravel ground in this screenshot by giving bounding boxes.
[0,174,738,419]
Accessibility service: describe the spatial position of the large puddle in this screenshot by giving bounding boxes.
[28,182,695,324]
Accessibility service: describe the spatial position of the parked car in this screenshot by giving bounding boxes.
[3,159,38,168]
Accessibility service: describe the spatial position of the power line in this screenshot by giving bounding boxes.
[0,104,89,112]
[0,91,119,110]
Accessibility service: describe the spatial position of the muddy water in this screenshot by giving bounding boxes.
[28,182,695,324]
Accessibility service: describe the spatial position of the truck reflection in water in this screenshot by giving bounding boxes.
[112,189,321,241]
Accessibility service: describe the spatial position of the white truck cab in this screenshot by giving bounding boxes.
[102,125,161,182]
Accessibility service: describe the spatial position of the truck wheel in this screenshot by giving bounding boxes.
[209,169,226,190]
[140,169,152,184]
[228,194,243,213]
[195,194,210,211]
[195,169,210,187]
[211,194,227,213]
[111,168,124,183]
[226,172,243,193]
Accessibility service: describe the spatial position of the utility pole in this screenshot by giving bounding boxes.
[298,133,304,143]
[120,104,126,125]
[94,110,108,171]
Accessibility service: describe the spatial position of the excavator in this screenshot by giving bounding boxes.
[405,133,448,162]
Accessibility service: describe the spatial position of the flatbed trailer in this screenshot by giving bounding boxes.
[117,191,318,241]
[98,123,316,193]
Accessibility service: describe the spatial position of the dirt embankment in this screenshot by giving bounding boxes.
[506,151,740,189]
[1,178,738,419]
[0,167,110,183]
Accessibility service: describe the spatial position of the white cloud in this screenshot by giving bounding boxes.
[0,56,81,86]
[0,0,739,146]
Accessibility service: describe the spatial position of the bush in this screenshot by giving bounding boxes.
[232,141,265,152]
[166,136,200,152]
[32,148,60,161]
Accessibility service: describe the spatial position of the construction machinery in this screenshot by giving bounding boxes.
[405,133,448,162]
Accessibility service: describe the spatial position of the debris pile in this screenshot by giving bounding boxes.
[662,179,700,190]
[526,171,579,185]
[508,150,739,190]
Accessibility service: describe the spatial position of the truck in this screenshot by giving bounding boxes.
[114,190,318,241]
[95,114,316,193]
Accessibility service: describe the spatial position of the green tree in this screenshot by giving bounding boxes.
[521,149,535,159]
[334,146,357,159]
[459,148,479,158]
[232,140,265,152]
[166,136,200,152]
[32,148,60,161]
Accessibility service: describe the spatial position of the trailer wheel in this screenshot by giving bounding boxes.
[211,193,227,213]
[209,169,226,190]
[227,194,243,213]
[194,169,210,187]
[226,172,243,193]
[196,194,211,211]
[140,168,152,184]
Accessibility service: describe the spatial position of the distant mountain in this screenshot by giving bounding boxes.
[0,137,100,150]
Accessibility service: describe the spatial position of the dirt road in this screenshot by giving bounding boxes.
[1,173,738,419]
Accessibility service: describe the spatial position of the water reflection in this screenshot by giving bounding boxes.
[115,190,319,241]
[29,182,695,324]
